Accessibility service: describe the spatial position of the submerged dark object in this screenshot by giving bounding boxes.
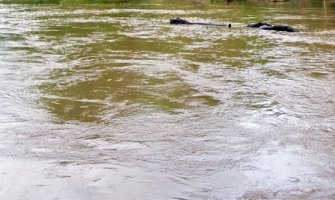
[170,18,191,25]
[261,25,297,32]
[247,22,272,28]
[248,22,297,32]
[170,18,231,28]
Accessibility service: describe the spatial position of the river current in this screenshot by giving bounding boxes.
[0,0,334,199]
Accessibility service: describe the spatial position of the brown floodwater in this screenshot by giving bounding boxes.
[0,0,334,199]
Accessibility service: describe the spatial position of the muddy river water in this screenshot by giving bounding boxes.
[0,0,334,199]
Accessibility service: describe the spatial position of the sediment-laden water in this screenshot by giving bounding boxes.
[0,0,334,199]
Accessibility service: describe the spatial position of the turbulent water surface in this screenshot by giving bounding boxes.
[0,0,334,199]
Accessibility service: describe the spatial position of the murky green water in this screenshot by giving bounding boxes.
[0,0,334,199]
